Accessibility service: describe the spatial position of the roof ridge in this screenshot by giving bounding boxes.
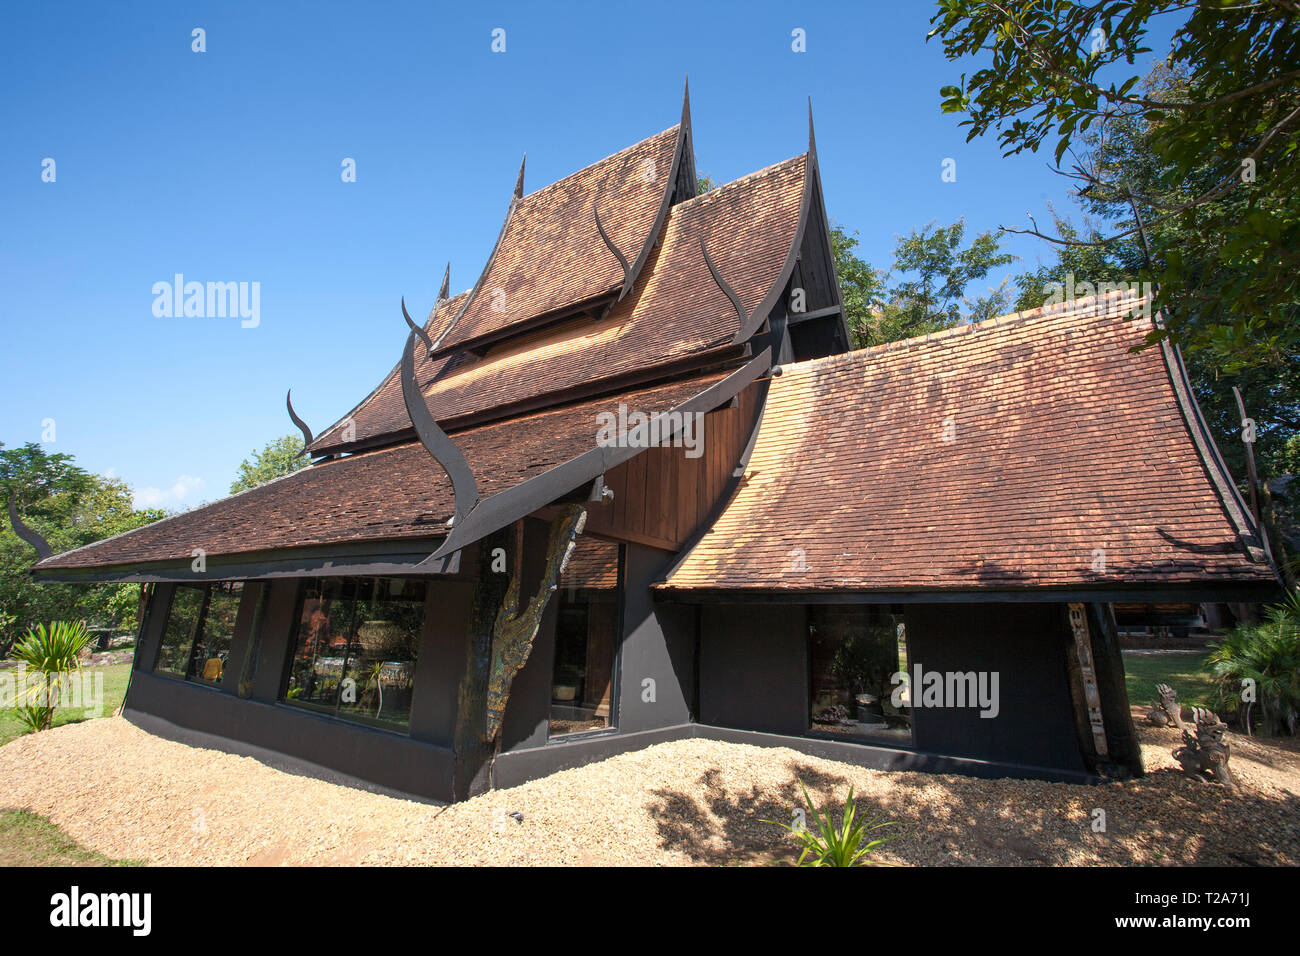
[785,289,1150,375]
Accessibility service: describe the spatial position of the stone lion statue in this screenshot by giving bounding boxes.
[1173,706,1237,791]
[1146,683,1184,729]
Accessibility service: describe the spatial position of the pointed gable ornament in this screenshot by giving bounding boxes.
[403,296,436,361]
[6,496,53,561]
[285,390,314,458]
[593,200,632,289]
[399,325,479,527]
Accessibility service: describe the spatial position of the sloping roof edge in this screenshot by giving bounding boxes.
[654,292,1279,596]
[426,347,773,562]
[1158,330,1275,568]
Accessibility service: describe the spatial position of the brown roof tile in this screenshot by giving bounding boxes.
[660,293,1273,593]
[37,374,722,572]
[560,537,620,590]
[309,155,807,454]
[437,126,681,351]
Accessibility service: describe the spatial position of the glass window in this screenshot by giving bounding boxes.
[808,606,912,746]
[283,577,425,731]
[549,540,621,738]
[191,583,242,685]
[155,585,205,677]
[154,582,244,685]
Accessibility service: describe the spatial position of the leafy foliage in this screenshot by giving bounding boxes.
[230,434,308,494]
[767,780,897,867]
[832,220,1014,349]
[9,620,93,731]
[930,0,1300,372]
[1,443,164,654]
[830,224,888,348]
[1208,592,1300,736]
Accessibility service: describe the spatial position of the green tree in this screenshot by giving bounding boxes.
[1,443,164,653]
[1005,66,1299,485]
[929,0,1300,373]
[830,224,888,348]
[833,219,1015,349]
[230,435,308,494]
[886,218,1015,336]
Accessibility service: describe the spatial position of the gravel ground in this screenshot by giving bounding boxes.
[1,715,1297,866]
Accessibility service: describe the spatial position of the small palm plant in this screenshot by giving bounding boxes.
[9,621,92,732]
[767,779,898,866]
[1209,591,1300,736]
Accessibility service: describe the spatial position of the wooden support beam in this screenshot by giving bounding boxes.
[1067,602,1109,761]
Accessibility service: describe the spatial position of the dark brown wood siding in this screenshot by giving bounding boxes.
[584,381,763,551]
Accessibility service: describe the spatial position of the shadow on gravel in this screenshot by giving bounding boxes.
[645,758,1300,866]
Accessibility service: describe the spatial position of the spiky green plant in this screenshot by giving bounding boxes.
[767,780,897,867]
[9,621,92,732]
[1208,591,1300,736]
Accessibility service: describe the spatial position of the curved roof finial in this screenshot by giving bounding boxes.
[400,330,479,526]
[682,75,691,127]
[514,153,526,199]
[438,262,450,302]
[403,296,436,361]
[699,233,750,330]
[285,390,314,457]
[594,200,632,290]
[7,496,53,561]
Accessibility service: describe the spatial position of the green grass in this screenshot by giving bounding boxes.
[0,661,133,747]
[1122,650,1220,710]
[0,809,140,866]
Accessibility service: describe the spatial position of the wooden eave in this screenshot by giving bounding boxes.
[426,348,773,561]
[31,537,461,585]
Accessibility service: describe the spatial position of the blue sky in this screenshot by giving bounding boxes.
[1,1,1173,511]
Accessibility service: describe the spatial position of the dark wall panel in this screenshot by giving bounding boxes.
[133,583,173,673]
[905,603,1086,774]
[249,579,301,703]
[408,579,477,748]
[698,603,807,735]
[125,672,455,801]
[616,544,696,733]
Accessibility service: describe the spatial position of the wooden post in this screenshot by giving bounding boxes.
[1067,603,1109,761]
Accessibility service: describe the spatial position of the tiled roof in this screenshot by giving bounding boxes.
[35,374,722,572]
[309,155,807,454]
[436,126,681,352]
[659,293,1274,594]
[560,537,620,590]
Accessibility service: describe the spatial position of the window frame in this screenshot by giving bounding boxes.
[546,543,625,744]
[278,576,426,735]
[151,582,245,688]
